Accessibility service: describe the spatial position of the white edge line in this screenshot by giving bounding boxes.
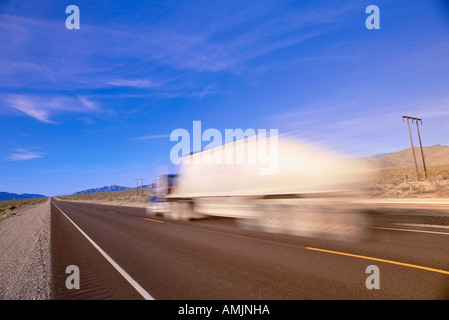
[52,201,155,300]
[373,226,449,236]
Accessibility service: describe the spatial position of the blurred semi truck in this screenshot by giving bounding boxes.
[147,135,376,241]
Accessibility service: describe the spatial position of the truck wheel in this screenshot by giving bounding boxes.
[165,202,178,220]
[167,201,193,221]
[179,201,193,221]
[253,202,370,242]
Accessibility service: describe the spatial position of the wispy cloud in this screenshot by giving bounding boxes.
[131,134,170,141]
[78,97,99,111]
[6,148,44,161]
[7,96,55,124]
[0,3,360,133]
[105,78,162,89]
[266,92,449,157]
[4,94,100,124]
[0,3,356,90]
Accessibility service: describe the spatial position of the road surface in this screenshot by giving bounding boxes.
[50,198,449,300]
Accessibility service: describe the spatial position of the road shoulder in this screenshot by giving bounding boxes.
[0,199,51,299]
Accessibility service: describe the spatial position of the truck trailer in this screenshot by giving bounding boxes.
[147,135,376,241]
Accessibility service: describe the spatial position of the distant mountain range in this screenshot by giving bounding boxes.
[73,185,131,194]
[0,192,47,201]
[73,184,150,195]
[360,145,449,169]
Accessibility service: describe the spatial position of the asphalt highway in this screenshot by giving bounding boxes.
[50,198,449,300]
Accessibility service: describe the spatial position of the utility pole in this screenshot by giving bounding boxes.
[139,179,145,195]
[402,116,420,181]
[402,116,427,181]
[415,119,428,178]
[134,178,145,195]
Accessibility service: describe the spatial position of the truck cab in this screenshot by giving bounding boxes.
[147,174,178,215]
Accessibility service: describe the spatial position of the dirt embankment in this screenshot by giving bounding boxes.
[360,166,449,199]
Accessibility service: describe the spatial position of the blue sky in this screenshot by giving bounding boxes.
[1,0,449,196]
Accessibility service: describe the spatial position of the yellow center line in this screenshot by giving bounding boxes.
[107,210,115,213]
[306,247,449,276]
[144,218,164,223]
